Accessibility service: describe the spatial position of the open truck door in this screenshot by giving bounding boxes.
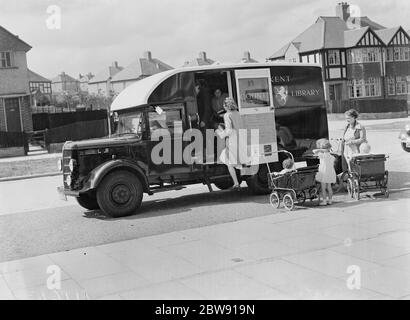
[234,68,279,169]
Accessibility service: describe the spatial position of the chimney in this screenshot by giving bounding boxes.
[336,2,350,21]
[112,61,119,68]
[243,51,251,61]
[199,51,207,61]
[144,51,152,61]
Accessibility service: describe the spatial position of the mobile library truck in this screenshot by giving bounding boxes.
[58,63,328,217]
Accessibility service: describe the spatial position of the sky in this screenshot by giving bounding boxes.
[1,0,409,79]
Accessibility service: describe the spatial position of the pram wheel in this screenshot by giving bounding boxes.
[297,191,306,204]
[283,193,294,211]
[353,179,360,201]
[269,192,280,209]
[382,171,389,188]
[309,187,318,201]
[347,179,353,198]
[384,189,389,198]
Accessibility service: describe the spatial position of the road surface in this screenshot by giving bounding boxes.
[0,118,409,262]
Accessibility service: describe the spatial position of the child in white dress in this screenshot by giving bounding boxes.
[313,139,336,205]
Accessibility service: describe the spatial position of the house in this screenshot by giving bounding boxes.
[78,72,94,93]
[51,72,80,94]
[88,61,123,97]
[268,2,410,115]
[183,52,215,67]
[28,69,52,106]
[239,51,259,63]
[0,25,33,134]
[111,52,173,95]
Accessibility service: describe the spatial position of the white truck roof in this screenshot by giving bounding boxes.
[110,62,321,112]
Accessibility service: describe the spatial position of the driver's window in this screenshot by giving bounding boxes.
[148,105,183,137]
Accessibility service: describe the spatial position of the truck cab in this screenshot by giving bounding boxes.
[58,63,328,217]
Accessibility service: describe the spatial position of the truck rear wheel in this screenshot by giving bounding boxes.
[246,165,271,195]
[96,170,143,218]
[213,179,234,190]
[76,194,99,211]
[401,142,410,153]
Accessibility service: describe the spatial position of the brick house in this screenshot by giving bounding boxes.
[88,61,123,97]
[111,52,173,95]
[0,25,33,133]
[51,72,80,95]
[268,2,410,115]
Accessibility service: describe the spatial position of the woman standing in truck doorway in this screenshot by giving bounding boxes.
[217,97,243,190]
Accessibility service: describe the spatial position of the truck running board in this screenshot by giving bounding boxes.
[149,185,187,194]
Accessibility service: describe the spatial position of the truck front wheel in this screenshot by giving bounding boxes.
[76,194,99,211]
[96,170,143,218]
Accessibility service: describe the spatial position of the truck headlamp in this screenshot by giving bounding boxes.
[405,124,410,133]
[66,175,72,186]
[57,159,62,171]
[68,159,77,172]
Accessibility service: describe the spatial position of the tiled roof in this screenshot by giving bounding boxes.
[269,43,291,59]
[268,14,393,59]
[344,27,370,48]
[89,64,123,84]
[375,27,402,45]
[0,25,31,52]
[28,69,51,83]
[112,58,173,83]
[353,16,385,30]
[51,73,79,83]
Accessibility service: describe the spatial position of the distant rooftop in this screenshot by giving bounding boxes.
[183,52,215,67]
[111,51,173,83]
[89,62,123,84]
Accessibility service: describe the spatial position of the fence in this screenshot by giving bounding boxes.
[326,99,408,114]
[0,131,26,148]
[45,119,109,144]
[32,110,109,131]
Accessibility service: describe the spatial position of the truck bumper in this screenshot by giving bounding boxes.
[57,186,80,201]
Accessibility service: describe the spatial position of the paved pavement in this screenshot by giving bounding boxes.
[1,192,410,300]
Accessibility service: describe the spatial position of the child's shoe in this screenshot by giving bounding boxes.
[327,200,333,205]
[320,200,327,206]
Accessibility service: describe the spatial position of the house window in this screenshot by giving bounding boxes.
[390,47,410,61]
[328,50,340,65]
[29,82,52,94]
[387,77,396,95]
[348,78,381,98]
[386,48,394,61]
[347,48,381,64]
[396,76,408,94]
[0,52,12,68]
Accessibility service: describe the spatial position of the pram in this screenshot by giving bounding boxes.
[267,150,320,211]
[346,154,389,200]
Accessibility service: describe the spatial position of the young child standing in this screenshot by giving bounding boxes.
[313,139,337,205]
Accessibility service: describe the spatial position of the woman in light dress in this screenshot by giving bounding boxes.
[342,109,367,171]
[217,98,245,190]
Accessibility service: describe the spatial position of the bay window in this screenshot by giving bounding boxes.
[348,78,381,98]
[347,48,381,64]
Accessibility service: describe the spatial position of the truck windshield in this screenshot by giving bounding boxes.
[115,112,143,136]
